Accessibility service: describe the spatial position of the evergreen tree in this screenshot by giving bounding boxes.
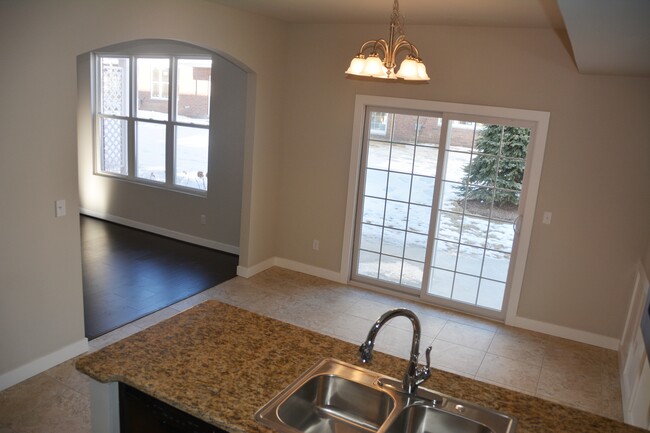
[457,125,530,207]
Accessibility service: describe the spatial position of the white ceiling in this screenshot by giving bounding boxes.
[211,0,566,28]
[209,0,650,76]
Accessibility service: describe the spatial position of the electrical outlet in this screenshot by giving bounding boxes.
[200,214,207,225]
[543,211,552,225]
[312,239,320,251]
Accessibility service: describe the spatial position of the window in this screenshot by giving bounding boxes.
[94,53,213,192]
[344,96,549,322]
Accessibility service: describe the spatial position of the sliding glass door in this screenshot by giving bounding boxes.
[352,107,533,319]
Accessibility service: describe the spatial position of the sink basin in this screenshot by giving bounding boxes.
[385,403,498,433]
[256,359,396,433]
[277,375,394,433]
[255,359,516,433]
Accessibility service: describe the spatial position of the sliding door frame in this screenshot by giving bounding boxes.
[341,95,550,324]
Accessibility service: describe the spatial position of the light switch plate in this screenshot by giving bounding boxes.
[55,199,66,217]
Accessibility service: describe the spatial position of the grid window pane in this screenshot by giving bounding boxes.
[486,220,514,253]
[99,57,129,116]
[460,215,489,247]
[367,141,390,170]
[402,260,424,288]
[381,228,406,257]
[433,240,458,271]
[389,144,415,173]
[411,175,435,206]
[137,58,169,120]
[413,146,437,176]
[452,274,480,304]
[387,172,412,201]
[392,114,418,144]
[136,121,166,182]
[365,169,388,198]
[362,197,386,225]
[379,255,402,284]
[407,204,431,234]
[359,223,382,253]
[429,268,454,298]
[436,211,461,243]
[175,126,209,190]
[404,232,428,262]
[384,201,408,230]
[443,151,471,182]
[358,251,380,278]
[456,245,484,276]
[176,58,212,126]
[482,251,511,282]
[477,280,505,310]
[100,118,128,175]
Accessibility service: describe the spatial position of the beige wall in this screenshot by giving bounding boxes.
[644,237,650,277]
[0,0,286,377]
[277,24,650,339]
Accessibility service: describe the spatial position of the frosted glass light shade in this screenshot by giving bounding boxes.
[395,57,420,80]
[362,55,384,76]
[416,61,430,80]
[345,55,368,76]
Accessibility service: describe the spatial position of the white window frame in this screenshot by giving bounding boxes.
[340,95,550,324]
[92,52,213,195]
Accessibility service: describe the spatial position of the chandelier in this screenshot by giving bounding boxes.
[345,0,429,81]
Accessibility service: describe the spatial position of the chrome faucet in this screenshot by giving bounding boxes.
[359,308,432,395]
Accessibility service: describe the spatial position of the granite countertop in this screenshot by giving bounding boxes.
[76,301,645,433]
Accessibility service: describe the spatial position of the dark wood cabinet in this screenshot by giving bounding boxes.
[119,383,228,433]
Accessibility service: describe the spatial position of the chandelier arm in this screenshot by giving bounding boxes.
[391,39,419,64]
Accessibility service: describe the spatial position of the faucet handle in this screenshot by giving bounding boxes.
[424,345,432,369]
[414,346,432,386]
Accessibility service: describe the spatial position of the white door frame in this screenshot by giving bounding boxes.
[340,95,550,324]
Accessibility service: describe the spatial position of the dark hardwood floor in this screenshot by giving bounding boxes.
[81,215,238,339]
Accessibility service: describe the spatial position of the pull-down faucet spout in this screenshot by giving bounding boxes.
[359,308,432,395]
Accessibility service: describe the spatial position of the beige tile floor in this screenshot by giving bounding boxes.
[0,267,624,432]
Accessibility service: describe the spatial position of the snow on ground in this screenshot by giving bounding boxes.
[358,140,519,310]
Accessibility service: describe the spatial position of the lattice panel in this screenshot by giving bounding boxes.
[102,118,127,174]
[100,62,127,174]
[101,64,125,114]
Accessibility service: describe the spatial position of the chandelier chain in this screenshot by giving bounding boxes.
[391,0,405,37]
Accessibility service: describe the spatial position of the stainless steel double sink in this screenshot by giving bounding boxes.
[255,358,516,433]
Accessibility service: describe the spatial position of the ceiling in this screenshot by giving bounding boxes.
[209,0,650,76]
[211,0,566,28]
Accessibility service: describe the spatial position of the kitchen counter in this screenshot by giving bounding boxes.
[76,301,646,433]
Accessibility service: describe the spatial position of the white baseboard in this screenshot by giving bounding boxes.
[0,338,89,391]
[238,257,620,350]
[274,258,347,283]
[513,316,619,350]
[236,256,346,283]
[80,208,239,255]
[237,257,276,278]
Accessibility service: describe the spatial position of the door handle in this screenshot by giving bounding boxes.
[513,214,522,234]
